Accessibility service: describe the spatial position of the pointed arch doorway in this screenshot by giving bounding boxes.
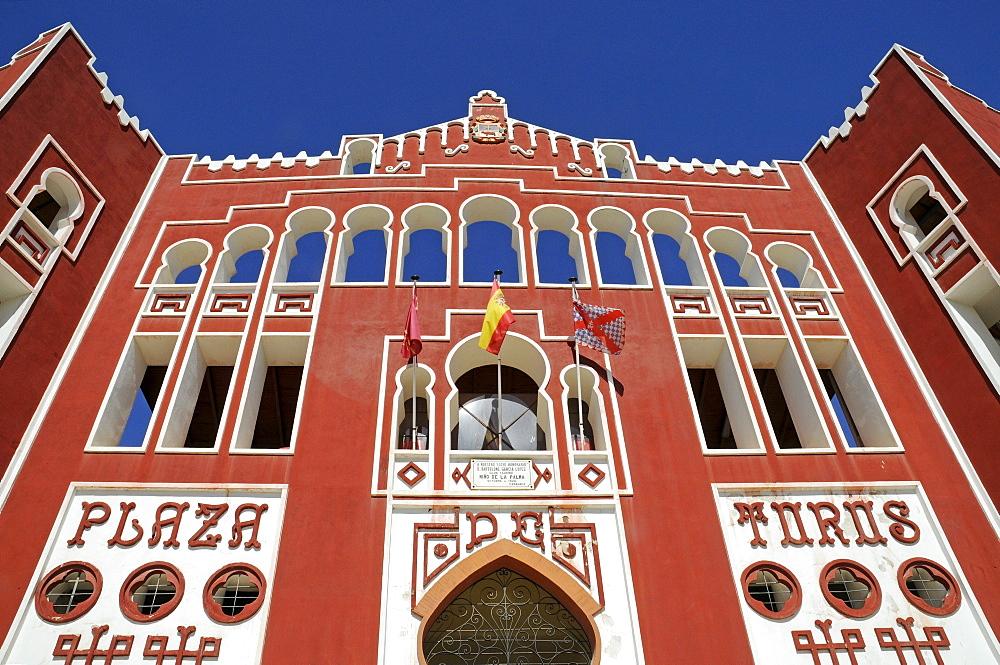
[414,540,601,665]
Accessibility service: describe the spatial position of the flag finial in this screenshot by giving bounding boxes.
[410,274,420,282]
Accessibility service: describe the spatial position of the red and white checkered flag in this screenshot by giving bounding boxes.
[573,300,625,355]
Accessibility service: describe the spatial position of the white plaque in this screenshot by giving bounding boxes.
[470,459,533,489]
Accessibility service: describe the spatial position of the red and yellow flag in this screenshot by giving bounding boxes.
[479,278,515,354]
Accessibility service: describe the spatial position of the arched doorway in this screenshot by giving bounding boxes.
[422,567,593,665]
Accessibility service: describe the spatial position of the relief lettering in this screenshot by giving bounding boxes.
[770,501,814,546]
[734,502,768,547]
[884,500,920,544]
[67,501,111,546]
[843,500,888,545]
[806,501,850,546]
[229,503,268,549]
[148,502,190,548]
[107,502,144,548]
[188,503,229,549]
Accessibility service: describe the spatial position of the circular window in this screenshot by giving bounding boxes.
[898,558,961,616]
[203,563,266,623]
[119,562,184,622]
[820,560,881,618]
[34,561,102,623]
[741,561,801,620]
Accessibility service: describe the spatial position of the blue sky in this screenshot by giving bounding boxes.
[3,2,999,164]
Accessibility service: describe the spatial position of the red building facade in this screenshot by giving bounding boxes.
[1,26,998,664]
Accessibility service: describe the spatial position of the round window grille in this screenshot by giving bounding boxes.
[898,558,961,616]
[119,561,184,622]
[203,563,266,623]
[820,560,881,618]
[34,561,102,623]
[422,567,593,665]
[740,561,801,620]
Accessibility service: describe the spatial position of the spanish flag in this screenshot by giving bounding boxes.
[479,278,515,354]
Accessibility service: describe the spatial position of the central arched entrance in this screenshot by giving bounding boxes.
[422,567,593,665]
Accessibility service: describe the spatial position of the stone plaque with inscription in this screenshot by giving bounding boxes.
[470,459,533,489]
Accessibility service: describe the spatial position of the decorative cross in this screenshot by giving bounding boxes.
[144,626,222,664]
[53,625,133,664]
[875,617,950,664]
[792,619,866,665]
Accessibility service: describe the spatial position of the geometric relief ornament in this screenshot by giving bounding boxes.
[924,227,964,270]
[209,293,252,313]
[412,509,461,607]
[577,463,606,489]
[670,294,713,316]
[397,462,426,488]
[549,507,604,607]
[790,296,831,317]
[273,292,314,313]
[730,295,773,316]
[451,461,552,489]
[150,293,191,314]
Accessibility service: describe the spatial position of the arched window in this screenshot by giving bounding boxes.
[705,229,766,288]
[422,568,593,665]
[213,226,272,285]
[530,205,588,286]
[598,143,635,180]
[643,209,707,287]
[399,204,449,284]
[589,207,650,287]
[274,208,333,283]
[562,365,609,451]
[333,205,392,284]
[460,196,523,284]
[452,366,545,451]
[341,138,377,175]
[26,170,84,241]
[154,240,211,285]
[396,363,433,450]
[765,242,824,290]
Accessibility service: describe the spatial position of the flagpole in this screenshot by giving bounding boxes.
[494,270,504,449]
[569,277,585,450]
[410,274,420,448]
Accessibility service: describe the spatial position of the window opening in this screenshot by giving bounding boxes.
[422,567,593,665]
[828,569,870,610]
[905,568,948,608]
[754,368,802,449]
[536,229,578,284]
[184,366,234,448]
[819,369,863,447]
[747,570,791,613]
[133,573,176,615]
[453,366,545,451]
[47,572,94,615]
[898,558,961,616]
[174,264,203,284]
[605,167,623,178]
[285,232,326,282]
[250,366,303,449]
[399,396,430,449]
[118,365,168,447]
[28,190,62,232]
[344,229,387,282]
[653,234,693,286]
[567,398,595,451]
[403,229,447,283]
[596,232,637,285]
[464,221,519,283]
[213,573,260,617]
[909,193,947,237]
[776,267,800,288]
[230,249,264,283]
[688,368,736,449]
[715,253,750,287]
[353,161,372,175]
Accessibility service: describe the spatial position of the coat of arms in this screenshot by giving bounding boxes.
[470,115,506,143]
